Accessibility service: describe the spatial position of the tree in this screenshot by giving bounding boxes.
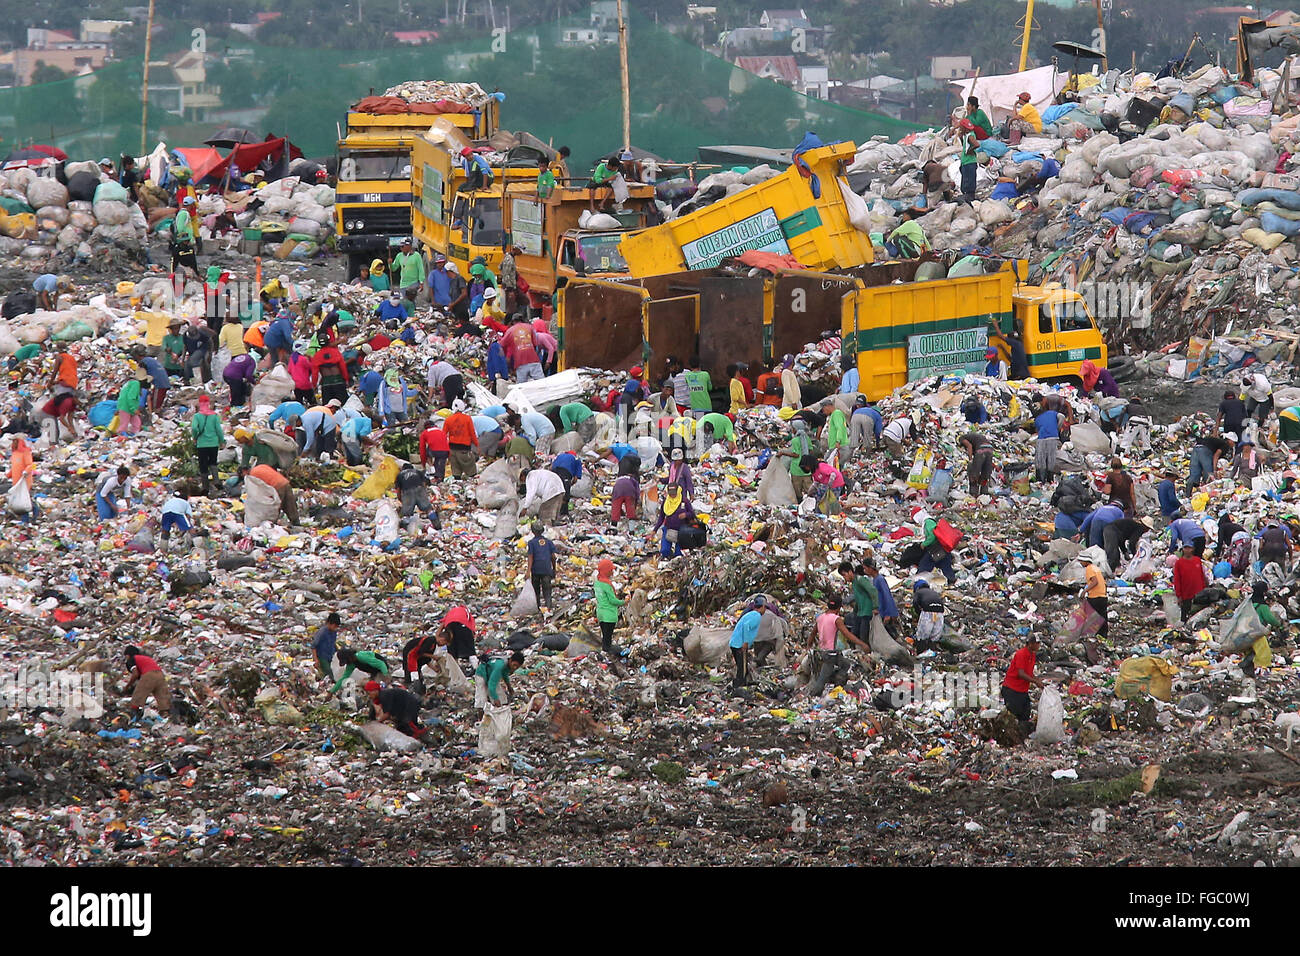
[30,61,72,85]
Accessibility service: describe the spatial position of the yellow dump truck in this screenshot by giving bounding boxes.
[557,258,1106,398]
[618,140,873,277]
[843,264,1107,399]
[413,131,657,307]
[336,86,501,278]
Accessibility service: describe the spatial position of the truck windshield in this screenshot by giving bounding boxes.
[471,198,505,246]
[338,152,409,182]
[1054,300,1094,332]
[577,233,628,273]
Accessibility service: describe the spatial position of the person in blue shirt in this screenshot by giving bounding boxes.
[728,595,768,690]
[359,369,383,406]
[1168,516,1207,556]
[295,407,339,457]
[512,410,555,455]
[850,396,883,452]
[141,355,171,417]
[839,360,859,395]
[486,339,509,387]
[552,452,581,480]
[460,147,494,191]
[427,256,452,307]
[33,273,67,311]
[375,292,409,327]
[268,400,307,428]
[311,612,341,681]
[1033,402,1063,482]
[472,413,505,457]
[865,562,900,637]
[336,406,373,465]
[984,347,1007,379]
[1079,501,1124,548]
[1157,468,1183,519]
[960,395,989,424]
[263,310,295,367]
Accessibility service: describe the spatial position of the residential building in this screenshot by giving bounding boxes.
[734,55,800,86]
[80,19,132,43]
[930,55,973,80]
[146,49,223,122]
[759,8,811,34]
[0,41,109,86]
[800,63,829,99]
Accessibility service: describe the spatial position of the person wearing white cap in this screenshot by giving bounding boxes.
[98,157,115,179]
[441,260,470,325]
[1078,551,1109,639]
[476,285,507,331]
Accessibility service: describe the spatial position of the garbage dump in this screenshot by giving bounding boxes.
[6,57,1300,873]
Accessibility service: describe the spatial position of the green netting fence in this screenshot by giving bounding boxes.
[0,14,924,174]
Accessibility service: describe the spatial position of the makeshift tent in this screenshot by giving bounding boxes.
[173,146,225,182]
[951,65,1066,124]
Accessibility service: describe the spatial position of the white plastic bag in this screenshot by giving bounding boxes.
[683,626,734,665]
[511,579,539,617]
[492,498,519,540]
[6,480,31,515]
[243,474,281,527]
[839,177,872,233]
[374,500,399,544]
[1218,598,1268,652]
[1031,685,1066,744]
[358,720,423,753]
[1162,592,1183,626]
[477,702,513,757]
[756,461,797,507]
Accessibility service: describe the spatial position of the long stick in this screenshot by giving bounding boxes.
[1094,0,1107,71]
[617,0,631,153]
[140,0,156,156]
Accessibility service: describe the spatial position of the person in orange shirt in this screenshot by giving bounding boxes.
[237,462,300,526]
[442,400,479,479]
[8,435,37,521]
[45,344,79,440]
[1080,553,1108,638]
[754,362,783,407]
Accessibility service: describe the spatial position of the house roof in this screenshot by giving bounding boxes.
[734,55,800,84]
[762,9,808,21]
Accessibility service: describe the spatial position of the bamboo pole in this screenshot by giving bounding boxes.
[618,0,631,153]
[140,0,156,156]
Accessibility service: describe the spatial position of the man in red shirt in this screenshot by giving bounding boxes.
[312,343,351,406]
[419,418,450,481]
[443,401,479,479]
[501,319,544,383]
[124,645,172,715]
[1001,634,1046,723]
[1173,542,1208,622]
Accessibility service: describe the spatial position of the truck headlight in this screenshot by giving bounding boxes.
[355,219,365,229]
[346,220,357,230]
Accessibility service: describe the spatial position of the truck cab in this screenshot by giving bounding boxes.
[1008,284,1107,382]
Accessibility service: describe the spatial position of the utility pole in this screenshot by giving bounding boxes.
[140,0,156,156]
[1018,0,1035,72]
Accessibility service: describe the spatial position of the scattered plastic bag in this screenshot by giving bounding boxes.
[374,500,399,544]
[353,456,399,500]
[1218,598,1268,652]
[1062,600,1104,643]
[1116,656,1178,701]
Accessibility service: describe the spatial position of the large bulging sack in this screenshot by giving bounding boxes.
[1030,684,1066,743]
[249,365,295,408]
[1067,422,1112,454]
[358,719,423,752]
[65,171,101,203]
[493,498,520,539]
[1115,656,1178,701]
[870,615,914,667]
[683,626,733,665]
[243,473,282,527]
[92,181,129,204]
[757,461,798,507]
[476,457,519,508]
[92,200,131,226]
[353,456,399,500]
[477,703,513,757]
[26,178,68,210]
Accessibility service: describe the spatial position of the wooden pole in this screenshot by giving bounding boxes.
[1095,0,1107,71]
[1018,0,1035,72]
[140,0,156,156]
[618,0,631,153]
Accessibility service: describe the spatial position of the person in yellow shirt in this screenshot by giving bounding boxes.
[141,309,172,357]
[727,363,749,416]
[1009,91,1043,143]
[218,313,248,357]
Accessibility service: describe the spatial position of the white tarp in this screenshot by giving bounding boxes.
[952,65,1067,124]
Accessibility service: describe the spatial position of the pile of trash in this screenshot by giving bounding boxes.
[234,175,337,260]
[0,164,149,264]
[843,62,1300,354]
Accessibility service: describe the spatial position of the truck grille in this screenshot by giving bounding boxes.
[337,205,410,236]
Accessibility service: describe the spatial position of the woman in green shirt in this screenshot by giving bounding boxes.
[1247,581,1284,677]
[117,368,145,435]
[332,648,389,694]
[838,561,877,645]
[191,394,225,493]
[595,558,626,654]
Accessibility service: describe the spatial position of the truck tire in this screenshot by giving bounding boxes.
[1109,356,1138,382]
